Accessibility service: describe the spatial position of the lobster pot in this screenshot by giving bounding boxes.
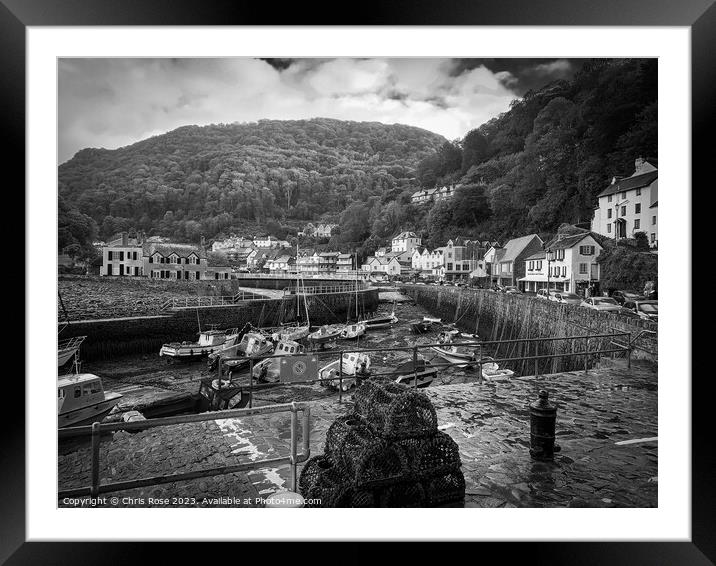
[298,455,350,508]
[422,469,466,507]
[323,414,378,463]
[377,481,426,508]
[397,432,461,480]
[354,380,438,440]
[331,487,377,508]
[353,441,410,489]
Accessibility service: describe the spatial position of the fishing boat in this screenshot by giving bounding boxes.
[272,323,310,342]
[308,324,344,345]
[480,357,515,381]
[393,358,438,388]
[410,316,442,334]
[431,330,479,368]
[252,340,306,383]
[440,324,480,342]
[363,310,398,330]
[58,373,123,428]
[340,322,366,340]
[210,331,275,373]
[160,327,240,361]
[318,352,371,391]
[58,336,86,367]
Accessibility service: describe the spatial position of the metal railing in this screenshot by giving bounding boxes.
[236,271,370,280]
[161,291,266,310]
[282,284,366,296]
[58,402,311,498]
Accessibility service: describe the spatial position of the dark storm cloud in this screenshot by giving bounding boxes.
[452,58,585,95]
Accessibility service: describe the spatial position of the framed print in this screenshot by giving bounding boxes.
[4,0,710,562]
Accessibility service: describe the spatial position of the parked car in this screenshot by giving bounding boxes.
[553,292,582,305]
[611,290,645,305]
[623,300,658,321]
[580,296,623,312]
[537,289,559,301]
[503,286,521,294]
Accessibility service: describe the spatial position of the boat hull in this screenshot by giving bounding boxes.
[395,370,436,388]
[58,393,123,428]
[57,348,79,367]
[430,346,477,368]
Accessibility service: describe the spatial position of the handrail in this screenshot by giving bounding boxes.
[58,402,311,499]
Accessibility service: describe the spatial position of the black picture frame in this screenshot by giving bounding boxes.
[5,0,708,563]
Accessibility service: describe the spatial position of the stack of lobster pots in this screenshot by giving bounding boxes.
[299,378,465,507]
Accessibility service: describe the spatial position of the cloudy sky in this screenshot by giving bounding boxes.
[58,57,583,163]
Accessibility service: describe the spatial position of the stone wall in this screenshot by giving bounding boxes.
[59,289,379,361]
[400,285,657,370]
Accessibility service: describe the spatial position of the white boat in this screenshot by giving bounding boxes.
[272,324,310,342]
[160,327,240,360]
[252,340,305,382]
[393,358,437,388]
[363,311,398,330]
[340,322,366,340]
[480,357,515,381]
[58,373,123,428]
[58,336,86,367]
[210,332,275,373]
[319,352,371,391]
[431,330,479,368]
[308,324,344,345]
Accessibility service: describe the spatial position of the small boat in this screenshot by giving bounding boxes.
[410,316,442,334]
[208,331,274,372]
[58,336,86,367]
[58,373,123,428]
[252,340,306,383]
[319,352,371,391]
[160,327,240,361]
[440,325,479,342]
[340,322,366,340]
[363,311,398,330]
[272,323,310,342]
[393,358,438,388]
[430,344,478,368]
[480,356,515,381]
[308,324,344,345]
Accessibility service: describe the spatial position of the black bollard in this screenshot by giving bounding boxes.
[529,390,561,461]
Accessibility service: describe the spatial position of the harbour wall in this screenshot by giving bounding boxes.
[232,277,363,291]
[59,289,379,361]
[399,285,658,372]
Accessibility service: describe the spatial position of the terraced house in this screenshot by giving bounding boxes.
[100,231,145,276]
[143,243,208,280]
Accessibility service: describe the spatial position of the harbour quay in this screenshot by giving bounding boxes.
[58,358,656,508]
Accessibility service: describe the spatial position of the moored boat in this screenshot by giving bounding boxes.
[340,322,366,340]
[252,340,306,382]
[58,336,86,367]
[58,373,123,428]
[272,323,310,342]
[160,327,240,361]
[318,352,371,391]
[308,324,344,345]
[393,358,437,388]
[479,356,515,381]
[363,310,398,330]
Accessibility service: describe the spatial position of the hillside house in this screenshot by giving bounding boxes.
[591,157,658,248]
[336,253,354,272]
[488,234,544,288]
[101,232,145,277]
[143,243,207,280]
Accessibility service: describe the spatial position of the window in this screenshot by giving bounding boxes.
[652,216,656,225]
[557,249,565,260]
[528,261,534,271]
[634,219,641,230]
[579,246,595,255]
[91,381,101,394]
[621,206,626,216]
[562,266,567,277]
[635,203,641,214]
[636,188,641,196]
[119,251,124,261]
[579,263,588,274]
[74,387,81,398]
[149,256,153,263]
[537,260,542,270]
[107,251,113,261]
[621,191,626,199]
[607,209,612,219]
[608,195,612,203]
[607,224,612,233]
[651,233,656,243]
[83,384,92,396]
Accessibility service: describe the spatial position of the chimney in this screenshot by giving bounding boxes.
[634,157,645,173]
[121,232,128,246]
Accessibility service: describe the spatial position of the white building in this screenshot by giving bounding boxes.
[101,232,145,276]
[391,231,421,255]
[361,256,401,276]
[266,255,294,273]
[518,232,603,294]
[296,250,320,274]
[591,158,658,248]
[253,236,291,249]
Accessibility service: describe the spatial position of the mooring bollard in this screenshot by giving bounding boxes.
[529,390,561,461]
